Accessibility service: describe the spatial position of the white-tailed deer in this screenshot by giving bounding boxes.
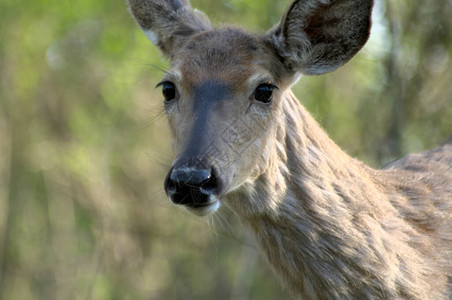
[127,0,452,298]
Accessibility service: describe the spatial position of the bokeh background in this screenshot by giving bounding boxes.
[0,0,451,299]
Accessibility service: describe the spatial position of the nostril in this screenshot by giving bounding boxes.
[200,168,217,193]
[165,172,177,194]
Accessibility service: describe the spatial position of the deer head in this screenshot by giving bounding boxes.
[128,0,373,216]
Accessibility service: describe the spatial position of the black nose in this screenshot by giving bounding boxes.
[164,167,218,206]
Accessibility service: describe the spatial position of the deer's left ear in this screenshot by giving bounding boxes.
[127,0,211,58]
[267,0,373,75]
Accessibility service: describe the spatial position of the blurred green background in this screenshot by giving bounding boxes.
[0,0,451,299]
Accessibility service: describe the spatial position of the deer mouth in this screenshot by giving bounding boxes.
[184,199,221,216]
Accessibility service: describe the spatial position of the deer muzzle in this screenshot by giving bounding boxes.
[164,164,221,216]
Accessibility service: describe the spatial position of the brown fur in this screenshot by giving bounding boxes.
[127,0,452,298]
[227,92,452,298]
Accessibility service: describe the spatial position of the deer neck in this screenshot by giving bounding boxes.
[226,90,392,219]
[224,91,427,298]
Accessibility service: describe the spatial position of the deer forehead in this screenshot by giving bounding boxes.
[171,28,273,90]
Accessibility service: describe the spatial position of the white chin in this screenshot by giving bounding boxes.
[184,200,220,216]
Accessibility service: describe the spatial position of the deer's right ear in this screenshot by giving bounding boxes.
[267,0,373,76]
[127,0,211,58]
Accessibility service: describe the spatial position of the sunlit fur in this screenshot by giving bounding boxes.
[226,91,452,298]
[128,0,452,298]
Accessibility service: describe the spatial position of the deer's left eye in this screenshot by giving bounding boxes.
[254,83,277,104]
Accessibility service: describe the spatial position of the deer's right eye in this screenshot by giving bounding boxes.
[254,83,277,104]
[158,81,176,102]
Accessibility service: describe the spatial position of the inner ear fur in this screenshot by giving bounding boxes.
[268,0,373,75]
[127,0,211,58]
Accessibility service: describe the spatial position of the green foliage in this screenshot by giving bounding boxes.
[0,0,451,299]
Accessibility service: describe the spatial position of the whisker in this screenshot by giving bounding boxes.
[140,105,167,130]
[215,210,235,236]
[143,63,170,74]
[145,152,172,169]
